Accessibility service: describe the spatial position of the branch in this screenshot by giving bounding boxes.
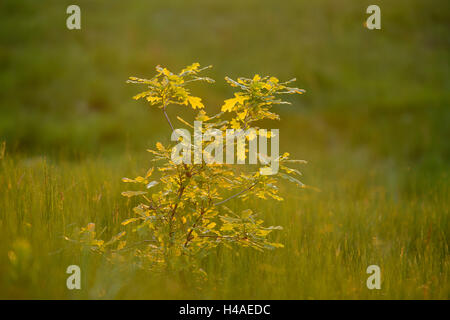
[214,182,258,206]
[162,106,175,131]
[184,207,205,247]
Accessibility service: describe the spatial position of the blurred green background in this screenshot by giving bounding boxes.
[0,0,448,299]
[1,0,448,163]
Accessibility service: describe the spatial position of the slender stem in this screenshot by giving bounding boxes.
[184,207,205,247]
[168,177,187,246]
[162,106,174,131]
[214,182,258,206]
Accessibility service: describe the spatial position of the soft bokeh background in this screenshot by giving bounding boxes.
[0,0,448,299]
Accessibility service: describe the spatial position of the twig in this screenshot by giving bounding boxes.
[214,182,258,206]
[162,106,174,131]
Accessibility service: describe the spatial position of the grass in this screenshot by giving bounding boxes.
[0,125,448,299]
[0,0,448,299]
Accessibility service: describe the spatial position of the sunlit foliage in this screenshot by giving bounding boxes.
[72,63,306,278]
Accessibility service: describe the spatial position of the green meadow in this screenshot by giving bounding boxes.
[0,0,448,299]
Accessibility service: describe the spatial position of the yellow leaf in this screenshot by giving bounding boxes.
[237,110,247,120]
[269,77,279,84]
[146,96,161,105]
[91,240,104,247]
[156,142,164,151]
[257,229,272,236]
[156,66,171,76]
[180,62,200,74]
[133,91,150,100]
[196,110,210,121]
[187,96,204,109]
[135,176,146,183]
[220,224,233,232]
[221,94,248,112]
[206,222,216,229]
[122,218,139,226]
[121,191,147,197]
[117,241,127,250]
[230,119,241,129]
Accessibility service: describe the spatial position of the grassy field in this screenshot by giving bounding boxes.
[0,0,449,299]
